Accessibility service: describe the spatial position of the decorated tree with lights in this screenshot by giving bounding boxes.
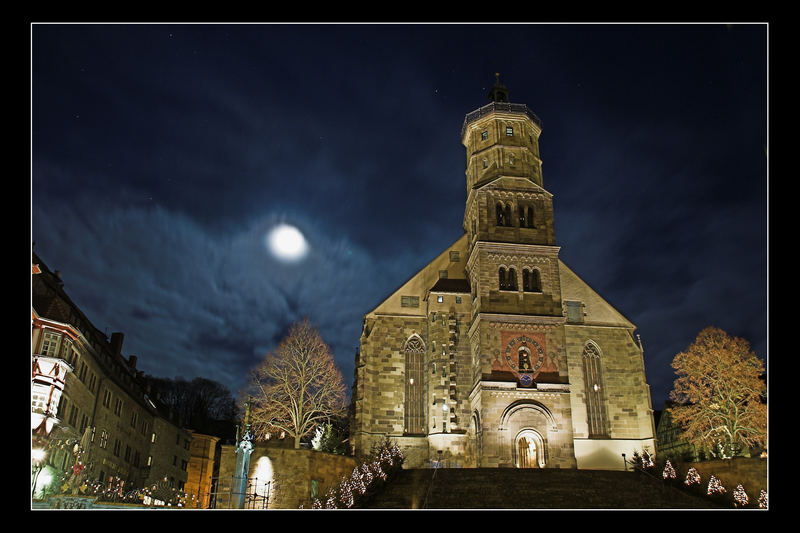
[684,467,701,488]
[662,460,676,482]
[668,327,766,458]
[733,484,749,508]
[758,489,768,509]
[308,437,403,509]
[248,319,347,449]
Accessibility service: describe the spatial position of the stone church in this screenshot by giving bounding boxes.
[351,77,656,470]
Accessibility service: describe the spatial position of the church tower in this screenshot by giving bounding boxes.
[461,75,576,468]
[352,76,656,472]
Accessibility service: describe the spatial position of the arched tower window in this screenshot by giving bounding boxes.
[404,336,426,435]
[508,268,518,291]
[496,203,505,226]
[518,205,536,228]
[582,342,609,438]
[531,269,541,292]
[505,204,512,226]
[523,268,541,292]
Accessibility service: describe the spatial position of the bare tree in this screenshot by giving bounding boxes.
[248,319,347,449]
[668,326,766,458]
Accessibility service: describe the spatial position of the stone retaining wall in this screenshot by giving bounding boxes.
[681,457,768,497]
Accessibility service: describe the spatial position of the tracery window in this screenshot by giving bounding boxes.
[404,336,426,435]
[582,342,609,437]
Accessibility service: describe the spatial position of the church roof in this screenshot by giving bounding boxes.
[429,278,470,294]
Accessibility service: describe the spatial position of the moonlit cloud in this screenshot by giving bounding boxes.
[32,195,400,397]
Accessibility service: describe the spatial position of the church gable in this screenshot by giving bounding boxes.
[366,234,469,317]
[558,260,634,329]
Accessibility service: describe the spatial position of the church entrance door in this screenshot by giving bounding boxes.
[514,429,545,468]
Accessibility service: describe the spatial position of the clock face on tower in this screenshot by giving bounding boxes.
[504,335,545,373]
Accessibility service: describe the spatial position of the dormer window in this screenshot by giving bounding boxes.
[481,130,488,141]
[506,126,514,136]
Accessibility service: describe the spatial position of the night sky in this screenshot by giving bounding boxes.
[31,23,768,410]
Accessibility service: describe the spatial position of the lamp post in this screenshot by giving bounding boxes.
[621,453,627,472]
[32,448,46,498]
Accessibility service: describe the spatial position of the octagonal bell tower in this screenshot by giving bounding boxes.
[461,75,575,468]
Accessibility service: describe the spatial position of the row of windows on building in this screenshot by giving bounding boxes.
[496,203,537,228]
[498,267,542,292]
[480,124,535,144]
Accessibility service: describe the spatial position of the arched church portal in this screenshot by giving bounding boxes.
[514,429,546,468]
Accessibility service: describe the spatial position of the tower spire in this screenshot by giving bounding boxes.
[488,72,510,103]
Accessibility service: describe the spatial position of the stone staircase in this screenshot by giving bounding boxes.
[359,468,719,509]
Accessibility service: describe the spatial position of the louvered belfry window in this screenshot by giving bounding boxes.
[583,342,609,437]
[404,336,426,435]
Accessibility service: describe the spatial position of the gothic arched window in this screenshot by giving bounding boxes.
[527,206,535,228]
[404,336,426,435]
[582,342,609,437]
[499,267,507,290]
[505,204,512,226]
[496,203,505,226]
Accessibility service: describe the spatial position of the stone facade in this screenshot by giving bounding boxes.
[217,442,357,509]
[351,79,656,472]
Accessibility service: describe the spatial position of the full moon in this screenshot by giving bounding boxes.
[267,224,309,261]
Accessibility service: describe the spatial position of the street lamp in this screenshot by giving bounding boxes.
[32,448,47,498]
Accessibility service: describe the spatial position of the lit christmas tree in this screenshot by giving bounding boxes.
[339,476,355,508]
[307,438,404,509]
[733,484,749,508]
[662,460,676,480]
[707,475,726,496]
[350,467,366,495]
[360,463,374,485]
[758,490,768,509]
[684,467,701,487]
[642,450,655,469]
[324,487,338,509]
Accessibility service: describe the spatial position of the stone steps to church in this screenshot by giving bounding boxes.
[359,468,719,509]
